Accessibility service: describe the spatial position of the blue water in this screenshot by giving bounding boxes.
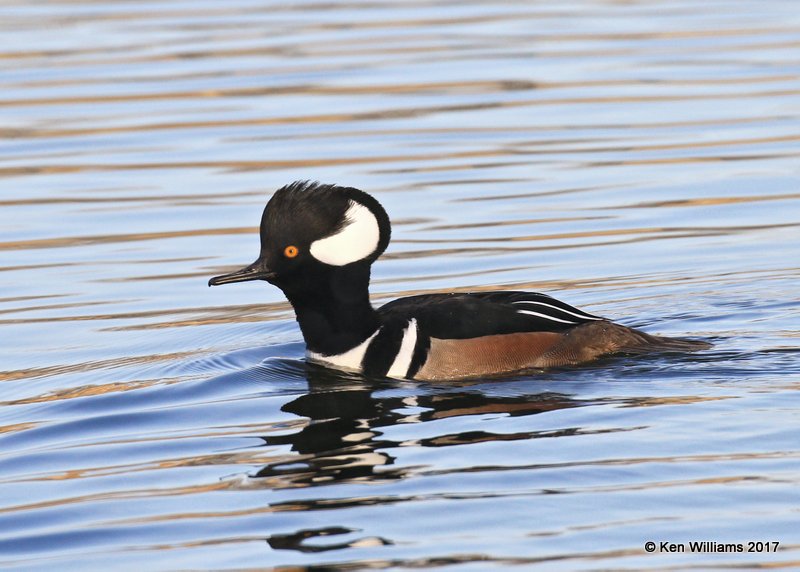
[1,0,799,569]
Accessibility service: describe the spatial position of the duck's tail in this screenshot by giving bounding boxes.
[613,324,712,354]
[537,321,711,368]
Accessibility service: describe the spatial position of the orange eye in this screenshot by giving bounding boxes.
[283,245,299,258]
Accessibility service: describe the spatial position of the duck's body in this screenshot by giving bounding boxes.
[210,181,709,380]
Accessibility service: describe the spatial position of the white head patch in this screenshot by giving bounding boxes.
[310,200,380,266]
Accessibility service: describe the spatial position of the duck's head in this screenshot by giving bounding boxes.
[208,181,391,296]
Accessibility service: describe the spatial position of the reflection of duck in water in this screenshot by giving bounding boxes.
[255,368,602,553]
[252,366,588,490]
[210,181,710,380]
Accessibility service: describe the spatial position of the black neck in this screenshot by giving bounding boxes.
[282,264,381,356]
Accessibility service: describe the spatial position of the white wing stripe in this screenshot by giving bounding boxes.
[512,300,601,321]
[516,309,576,324]
[387,319,418,379]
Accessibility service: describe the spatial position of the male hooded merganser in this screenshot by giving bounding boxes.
[209,181,710,380]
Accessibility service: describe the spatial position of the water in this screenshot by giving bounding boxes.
[1,0,799,569]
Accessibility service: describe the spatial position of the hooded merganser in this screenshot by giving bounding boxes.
[209,181,710,381]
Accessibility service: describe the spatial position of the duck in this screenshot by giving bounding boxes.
[209,181,710,381]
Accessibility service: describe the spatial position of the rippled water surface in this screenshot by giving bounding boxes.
[2,1,800,569]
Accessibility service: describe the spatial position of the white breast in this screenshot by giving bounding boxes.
[306,329,379,372]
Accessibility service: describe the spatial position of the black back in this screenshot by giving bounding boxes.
[377,291,604,340]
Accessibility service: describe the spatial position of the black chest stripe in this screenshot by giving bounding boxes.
[407,334,431,379]
[362,325,405,377]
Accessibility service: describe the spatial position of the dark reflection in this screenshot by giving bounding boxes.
[253,363,587,490]
[267,526,392,553]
